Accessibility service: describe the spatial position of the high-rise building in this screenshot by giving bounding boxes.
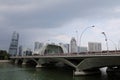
[88,42,102,52]
[70,37,77,53]
[34,42,40,51]
[34,42,44,53]
[9,31,19,56]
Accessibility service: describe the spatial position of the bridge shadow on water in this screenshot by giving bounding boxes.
[2,63,120,80]
[13,63,120,80]
[73,73,120,80]
[73,68,120,80]
[20,66,118,80]
[17,65,120,80]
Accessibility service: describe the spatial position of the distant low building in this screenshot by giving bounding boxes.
[78,46,87,53]
[23,48,32,56]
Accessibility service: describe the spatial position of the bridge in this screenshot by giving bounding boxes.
[9,44,120,75]
[10,52,120,75]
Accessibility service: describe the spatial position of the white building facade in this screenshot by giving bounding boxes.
[70,37,77,53]
[34,42,44,53]
[88,42,102,52]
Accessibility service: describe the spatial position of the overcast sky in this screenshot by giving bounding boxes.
[1,0,120,51]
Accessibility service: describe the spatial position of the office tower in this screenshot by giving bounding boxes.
[9,31,19,56]
[34,42,40,51]
[34,42,44,52]
[88,42,102,52]
[70,37,77,53]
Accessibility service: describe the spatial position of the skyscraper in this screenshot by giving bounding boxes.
[34,42,44,53]
[70,37,77,53]
[9,31,19,56]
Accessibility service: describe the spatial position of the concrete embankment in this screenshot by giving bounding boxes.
[0,60,11,63]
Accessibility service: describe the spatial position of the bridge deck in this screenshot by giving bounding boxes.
[10,52,120,59]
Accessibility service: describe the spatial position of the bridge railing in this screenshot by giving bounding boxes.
[10,50,120,58]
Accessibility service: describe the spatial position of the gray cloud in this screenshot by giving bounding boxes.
[0,1,114,27]
[0,0,120,50]
[1,0,120,29]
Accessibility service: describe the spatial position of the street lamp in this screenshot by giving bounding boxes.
[79,25,95,53]
[101,32,109,53]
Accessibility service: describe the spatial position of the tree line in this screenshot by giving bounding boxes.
[0,50,10,60]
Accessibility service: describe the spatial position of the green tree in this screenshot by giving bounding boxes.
[0,50,10,60]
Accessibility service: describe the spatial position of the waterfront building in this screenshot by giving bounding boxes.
[88,42,102,52]
[70,37,77,53]
[9,31,19,56]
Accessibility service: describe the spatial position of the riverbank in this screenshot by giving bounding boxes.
[0,60,11,63]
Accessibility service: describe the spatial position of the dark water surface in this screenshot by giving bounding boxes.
[0,63,120,80]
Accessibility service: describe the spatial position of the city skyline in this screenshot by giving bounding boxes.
[0,0,120,50]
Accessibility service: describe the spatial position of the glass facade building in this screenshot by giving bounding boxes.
[9,32,19,56]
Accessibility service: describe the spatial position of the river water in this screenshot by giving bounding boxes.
[0,63,120,80]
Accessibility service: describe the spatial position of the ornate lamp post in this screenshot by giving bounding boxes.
[102,32,109,53]
[79,25,95,53]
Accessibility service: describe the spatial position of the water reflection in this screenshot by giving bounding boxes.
[23,67,73,80]
[73,71,120,80]
[74,76,101,80]
[1,63,120,80]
